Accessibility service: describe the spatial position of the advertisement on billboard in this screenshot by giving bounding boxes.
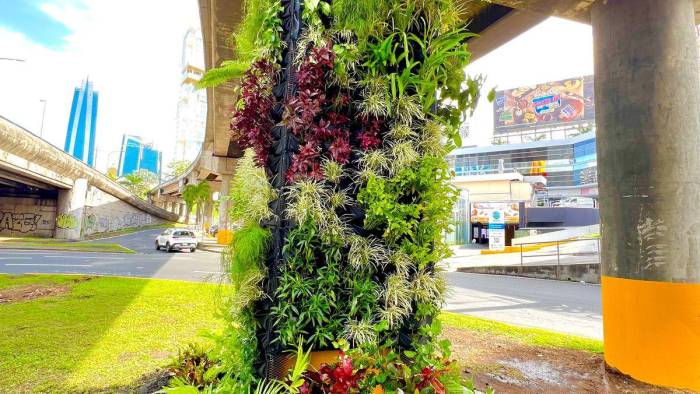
[493,75,595,134]
[470,202,520,224]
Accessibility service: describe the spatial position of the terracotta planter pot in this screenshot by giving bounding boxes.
[271,350,342,379]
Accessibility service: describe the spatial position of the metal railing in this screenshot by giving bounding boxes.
[517,237,601,279]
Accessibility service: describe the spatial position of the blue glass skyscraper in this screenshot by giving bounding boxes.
[118,135,162,177]
[64,80,98,166]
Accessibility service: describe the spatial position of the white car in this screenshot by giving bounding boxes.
[155,229,198,252]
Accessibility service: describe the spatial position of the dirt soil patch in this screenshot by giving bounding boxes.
[441,327,693,393]
[0,284,71,304]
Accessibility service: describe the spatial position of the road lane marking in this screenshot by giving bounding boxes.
[4,263,92,267]
[193,270,224,274]
[43,256,126,260]
[0,257,32,260]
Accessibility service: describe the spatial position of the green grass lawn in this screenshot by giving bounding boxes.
[0,241,135,254]
[439,311,603,353]
[0,274,225,393]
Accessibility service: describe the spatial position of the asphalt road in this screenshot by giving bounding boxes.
[0,229,602,339]
[444,272,602,339]
[0,229,223,282]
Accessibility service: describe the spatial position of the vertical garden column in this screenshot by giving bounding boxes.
[592,0,700,390]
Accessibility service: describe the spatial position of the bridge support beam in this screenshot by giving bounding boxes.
[592,0,700,390]
[55,178,88,240]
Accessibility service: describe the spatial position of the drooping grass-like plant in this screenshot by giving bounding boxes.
[285,179,328,225]
[418,119,447,156]
[390,250,414,278]
[412,268,447,306]
[389,140,420,175]
[228,149,276,225]
[358,76,389,118]
[358,149,390,174]
[387,122,417,141]
[381,273,413,328]
[321,160,344,184]
[343,319,378,347]
[348,235,389,271]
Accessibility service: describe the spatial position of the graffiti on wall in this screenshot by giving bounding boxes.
[83,212,154,234]
[0,211,42,233]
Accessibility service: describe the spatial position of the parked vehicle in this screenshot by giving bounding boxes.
[155,229,198,252]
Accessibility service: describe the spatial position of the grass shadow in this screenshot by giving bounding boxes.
[0,273,225,393]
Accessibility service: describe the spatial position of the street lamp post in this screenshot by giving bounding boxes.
[39,99,47,138]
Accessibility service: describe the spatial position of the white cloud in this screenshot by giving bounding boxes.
[0,0,201,172]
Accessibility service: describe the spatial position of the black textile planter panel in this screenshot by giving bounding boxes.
[254,0,300,379]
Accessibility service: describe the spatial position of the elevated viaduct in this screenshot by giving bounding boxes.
[0,116,178,240]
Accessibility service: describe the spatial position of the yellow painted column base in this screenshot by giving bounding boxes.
[602,275,700,391]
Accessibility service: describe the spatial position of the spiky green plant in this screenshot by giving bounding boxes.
[389,140,420,174]
[343,319,377,346]
[329,190,351,209]
[358,76,389,117]
[412,268,447,306]
[348,235,388,271]
[381,273,413,328]
[229,149,276,225]
[321,160,345,184]
[390,251,414,278]
[285,179,328,225]
[358,149,389,174]
[391,94,424,125]
[387,122,417,141]
[418,119,446,156]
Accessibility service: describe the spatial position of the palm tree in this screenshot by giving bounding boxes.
[118,170,158,199]
[182,182,211,227]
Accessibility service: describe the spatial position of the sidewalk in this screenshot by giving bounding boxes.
[197,238,226,253]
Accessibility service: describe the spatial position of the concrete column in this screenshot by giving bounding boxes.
[55,178,88,240]
[592,0,700,390]
[218,174,232,229]
[177,203,185,221]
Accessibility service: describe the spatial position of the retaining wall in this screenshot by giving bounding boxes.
[0,197,56,237]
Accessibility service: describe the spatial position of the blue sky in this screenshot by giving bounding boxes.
[0,0,82,48]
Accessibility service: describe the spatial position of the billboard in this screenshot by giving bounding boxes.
[470,202,520,224]
[493,76,595,134]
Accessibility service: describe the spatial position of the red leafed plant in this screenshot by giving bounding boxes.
[415,365,449,393]
[300,352,364,394]
[357,116,383,151]
[284,42,352,181]
[230,59,277,166]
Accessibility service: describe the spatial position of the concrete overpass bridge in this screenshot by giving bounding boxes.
[150,0,699,390]
[0,116,178,240]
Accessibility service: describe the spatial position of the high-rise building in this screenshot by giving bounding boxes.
[64,79,99,166]
[173,28,207,163]
[118,135,162,177]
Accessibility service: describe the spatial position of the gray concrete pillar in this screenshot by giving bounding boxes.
[592,0,700,390]
[218,174,232,229]
[55,178,88,240]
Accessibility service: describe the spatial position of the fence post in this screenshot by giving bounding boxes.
[556,241,561,280]
[520,244,523,274]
